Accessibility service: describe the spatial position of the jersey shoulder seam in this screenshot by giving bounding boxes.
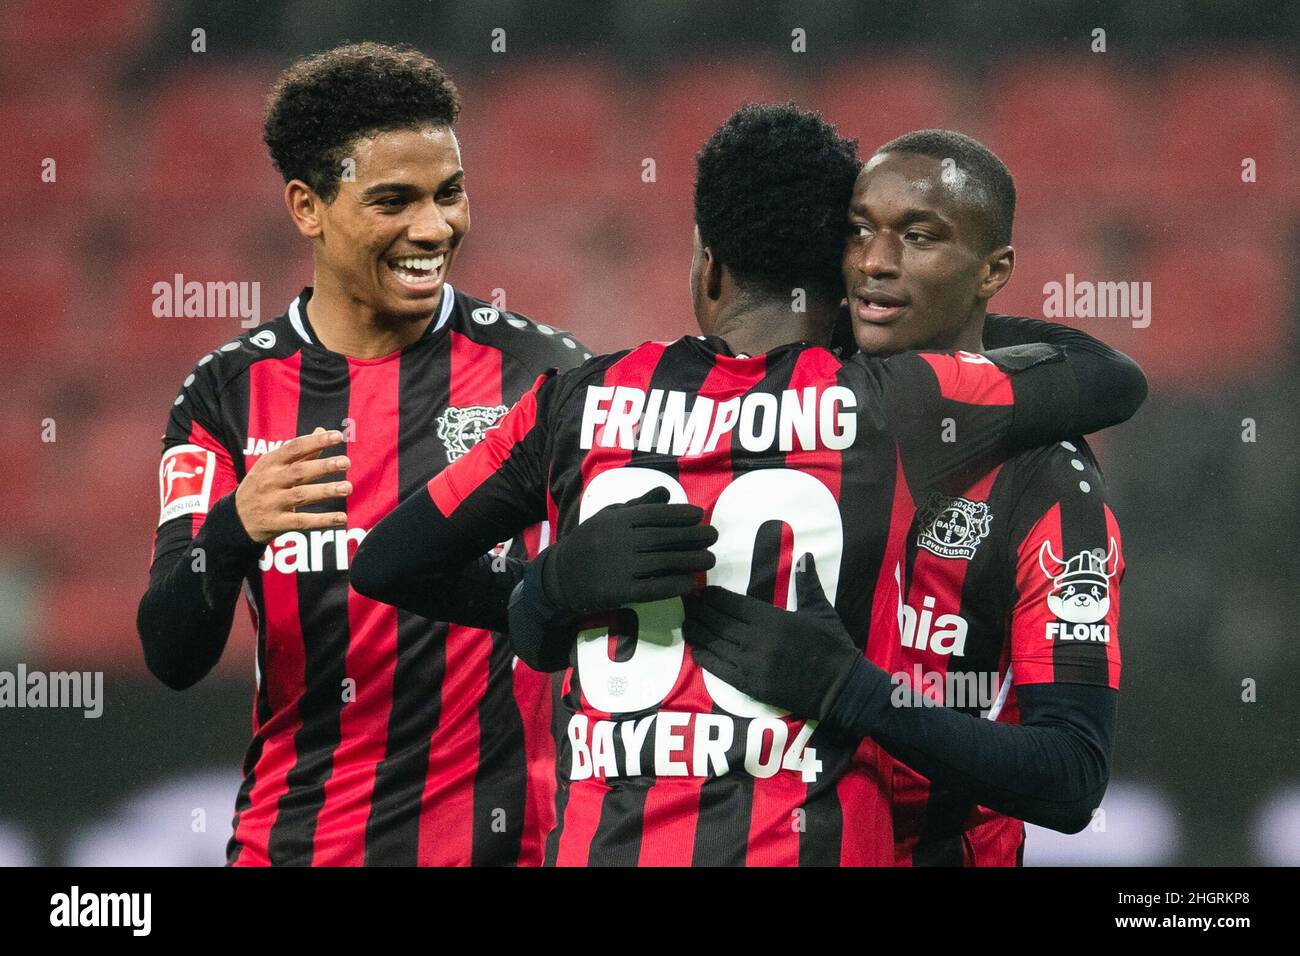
[193,317,302,396]
[1000,438,1113,545]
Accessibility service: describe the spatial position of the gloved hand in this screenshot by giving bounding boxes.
[540,486,718,614]
[682,553,860,720]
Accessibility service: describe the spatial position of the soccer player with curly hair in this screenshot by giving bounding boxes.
[137,42,588,866]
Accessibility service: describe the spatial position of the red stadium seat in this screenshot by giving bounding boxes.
[987,59,1150,216]
[37,569,148,667]
[1128,237,1289,388]
[0,407,42,547]
[137,67,283,238]
[805,58,960,154]
[106,246,263,379]
[0,0,159,86]
[450,203,584,338]
[621,274,696,350]
[456,58,626,204]
[1152,55,1300,211]
[615,219,698,351]
[17,398,154,544]
[0,89,111,228]
[986,225,1106,323]
[10,402,149,578]
[646,57,802,190]
[0,250,76,359]
[1001,226,1289,391]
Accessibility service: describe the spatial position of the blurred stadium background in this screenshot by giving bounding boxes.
[1,0,1297,865]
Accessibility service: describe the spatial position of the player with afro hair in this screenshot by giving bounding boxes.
[693,102,861,308]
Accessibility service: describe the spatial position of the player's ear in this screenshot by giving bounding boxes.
[977,244,1014,301]
[285,179,326,240]
[702,246,724,301]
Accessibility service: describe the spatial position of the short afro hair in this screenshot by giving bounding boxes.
[263,41,461,203]
[873,129,1016,251]
[695,103,860,300]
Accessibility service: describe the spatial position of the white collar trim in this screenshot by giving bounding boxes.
[287,284,456,345]
[288,293,312,345]
[433,283,456,333]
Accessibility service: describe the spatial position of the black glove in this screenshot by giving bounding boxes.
[682,553,860,720]
[540,486,718,615]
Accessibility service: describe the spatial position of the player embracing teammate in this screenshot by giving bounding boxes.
[352,105,1144,865]
[683,130,1127,866]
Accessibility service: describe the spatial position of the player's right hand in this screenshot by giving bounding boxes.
[539,486,718,613]
[683,554,861,722]
[235,427,352,544]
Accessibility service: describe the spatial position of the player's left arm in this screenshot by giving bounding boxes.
[880,318,1146,498]
[350,371,557,629]
[1005,443,1123,691]
[859,447,1122,832]
[684,449,1123,832]
[686,560,1115,833]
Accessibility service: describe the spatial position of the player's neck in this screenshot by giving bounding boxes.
[305,276,437,359]
[709,299,837,357]
[949,313,986,353]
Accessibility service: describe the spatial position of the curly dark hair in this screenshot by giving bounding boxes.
[694,103,860,300]
[263,41,461,203]
[873,129,1016,251]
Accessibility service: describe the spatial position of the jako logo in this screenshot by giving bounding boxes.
[243,436,288,457]
[899,596,968,656]
[259,527,368,574]
[50,886,151,936]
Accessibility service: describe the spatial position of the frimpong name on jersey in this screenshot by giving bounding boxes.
[580,384,858,455]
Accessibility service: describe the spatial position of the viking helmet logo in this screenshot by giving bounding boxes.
[1038,538,1118,624]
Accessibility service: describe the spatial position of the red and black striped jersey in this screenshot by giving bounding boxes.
[148,286,589,865]
[888,437,1123,866]
[424,333,1093,866]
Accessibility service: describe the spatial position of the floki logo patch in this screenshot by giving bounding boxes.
[1039,538,1118,624]
[1040,538,1119,643]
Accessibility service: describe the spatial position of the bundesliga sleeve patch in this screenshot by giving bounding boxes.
[158,444,218,527]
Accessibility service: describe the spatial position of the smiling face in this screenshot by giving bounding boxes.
[311,125,469,321]
[842,151,1012,356]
